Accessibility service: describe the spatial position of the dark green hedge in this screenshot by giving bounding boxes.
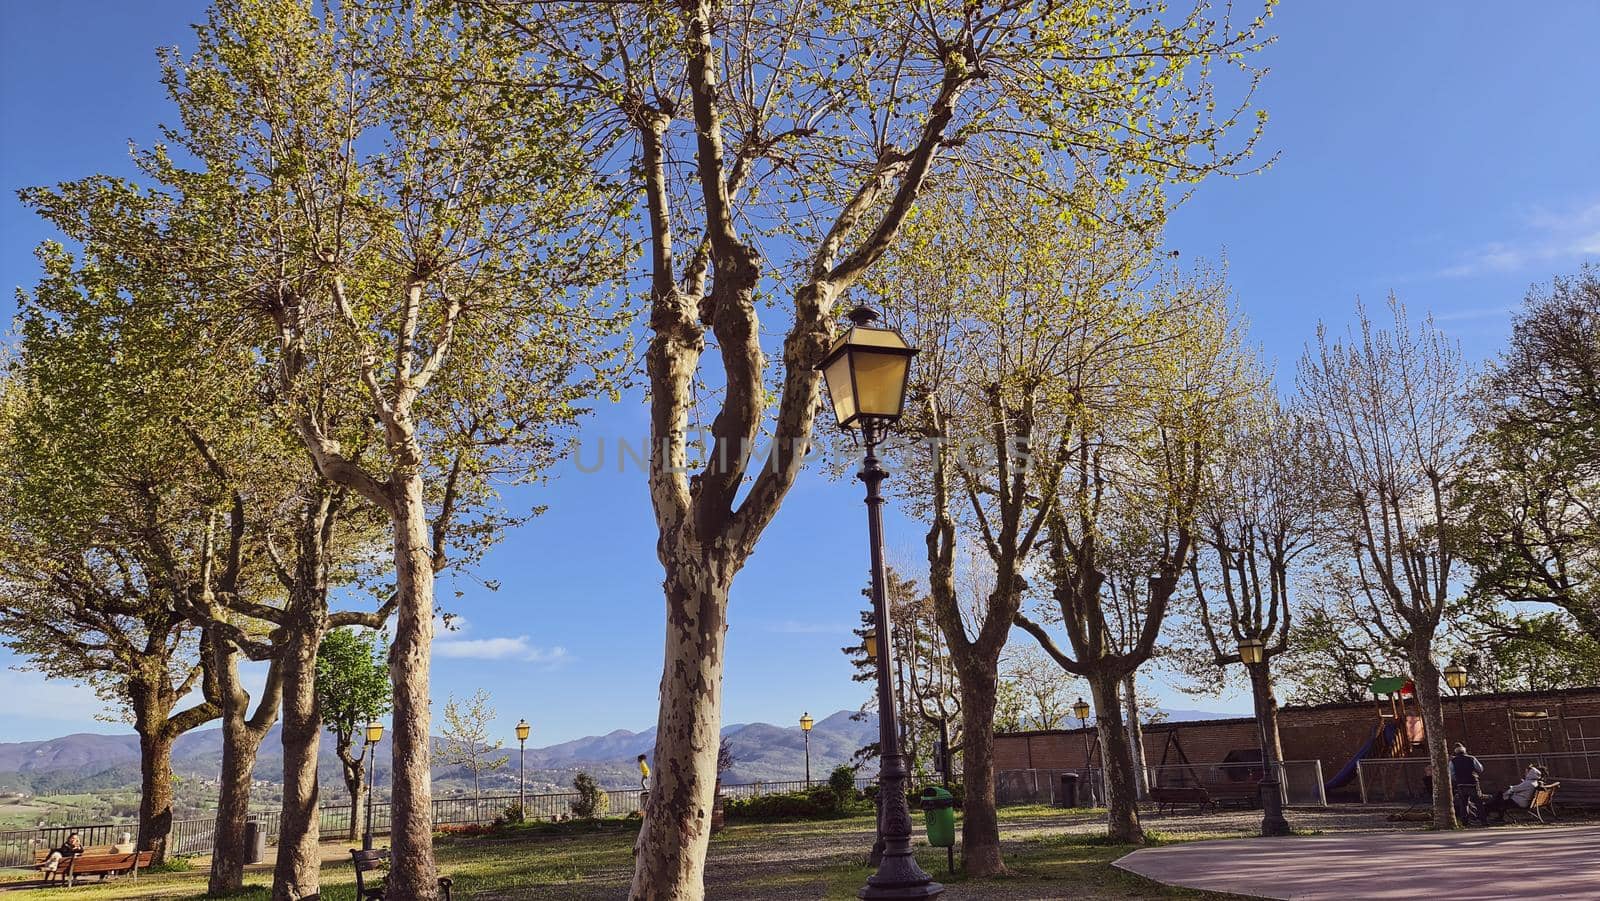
[723,787,865,820]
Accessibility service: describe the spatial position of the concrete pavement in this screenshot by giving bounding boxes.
[1114,824,1600,900]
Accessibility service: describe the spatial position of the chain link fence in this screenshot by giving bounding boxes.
[996,761,1327,809]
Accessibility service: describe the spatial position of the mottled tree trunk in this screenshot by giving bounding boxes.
[1408,642,1457,829]
[1089,672,1143,844]
[384,475,440,900]
[338,740,368,843]
[1248,662,1285,761]
[1122,674,1149,800]
[629,554,731,899]
[958,670,1006,876]
[209,640,281,895]
[136,728,176,864]
[272,618,324,901]
[208,716,270,892]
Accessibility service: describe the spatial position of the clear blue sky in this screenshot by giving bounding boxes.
[3,2,1597,746]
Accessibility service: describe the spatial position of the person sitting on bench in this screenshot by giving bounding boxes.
[1483,765,1545,823]
[41,832,83,873]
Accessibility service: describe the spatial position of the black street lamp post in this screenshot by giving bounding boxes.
[801,713,815,785]
[1238,638,1290,837]
[818,306,941,900]
[362,720,384,850]
[937,715,951,788]
[516,719,530,815]
[1444,662,1469,740]
[1072,698,1092,805]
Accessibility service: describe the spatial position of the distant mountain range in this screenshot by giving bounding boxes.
[0,706,1239,797]
[0,710,879,796]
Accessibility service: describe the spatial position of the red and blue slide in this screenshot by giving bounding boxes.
[1325,720,1401,791]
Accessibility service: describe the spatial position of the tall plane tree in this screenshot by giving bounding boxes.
[1458,268,1599,650]
[0,232,242,864]
[868,174,1152,870]
[8,182,341,889]
[471,1,1270,890]
[1182,399,1319,833]
[1298,298,1469,829]
[21,151,394,901]
[317,627,393,843]
[1014,271,1254,843]
[145,4,629,896]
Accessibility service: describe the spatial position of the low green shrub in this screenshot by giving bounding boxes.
[723,787,862,820]
[572,772,609,817]
[828,765,858,802]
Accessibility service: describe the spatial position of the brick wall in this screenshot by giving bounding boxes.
[994,686,1600,797]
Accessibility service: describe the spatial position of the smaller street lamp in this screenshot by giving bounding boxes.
[800,713,815,785]
[864,633,878,663]
[1072,697,1093,802]
[1068,697,1094,803]
[1444,662,1469,739]
[1237,637,1290,837]
[362,720,385,850]
[1238,636,1265,665]
[516,719,531,816]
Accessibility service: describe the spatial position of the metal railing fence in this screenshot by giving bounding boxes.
[0,777,876,868]
[1355,750,1600,804]
[995,761,1327,809]
[1144,761,1328,808]
[995,767,1108,807]
[0,824,134,869]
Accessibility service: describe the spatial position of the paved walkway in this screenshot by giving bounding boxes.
[1115,824,1600,900]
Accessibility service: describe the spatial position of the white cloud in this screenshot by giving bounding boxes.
[1438,199,1600,278]
[434,634,570,667]
[1430,306,1512,322]
[525,646,570,666]
[435,636,527,659]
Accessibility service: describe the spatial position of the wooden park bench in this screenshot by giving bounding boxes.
[1201,781,1262,809]
[351,848,454,900]
[33,847,154,886]
[1554,777,1600,810]
[1151,785,1216,815]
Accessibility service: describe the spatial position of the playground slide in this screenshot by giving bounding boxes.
[1325,721,1399,791]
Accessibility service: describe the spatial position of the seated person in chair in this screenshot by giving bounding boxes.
[1482,765,1545,823]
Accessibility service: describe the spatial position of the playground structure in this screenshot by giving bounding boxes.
[1323,676,1424,795]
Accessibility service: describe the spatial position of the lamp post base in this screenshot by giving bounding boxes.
[860,842,943,901]
[859,875,945,899]
[1259,779,1291,837]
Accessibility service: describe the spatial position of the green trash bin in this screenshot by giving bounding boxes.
[920,786,956,848]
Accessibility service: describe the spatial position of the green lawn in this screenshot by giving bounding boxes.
[3,811,1237,899]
